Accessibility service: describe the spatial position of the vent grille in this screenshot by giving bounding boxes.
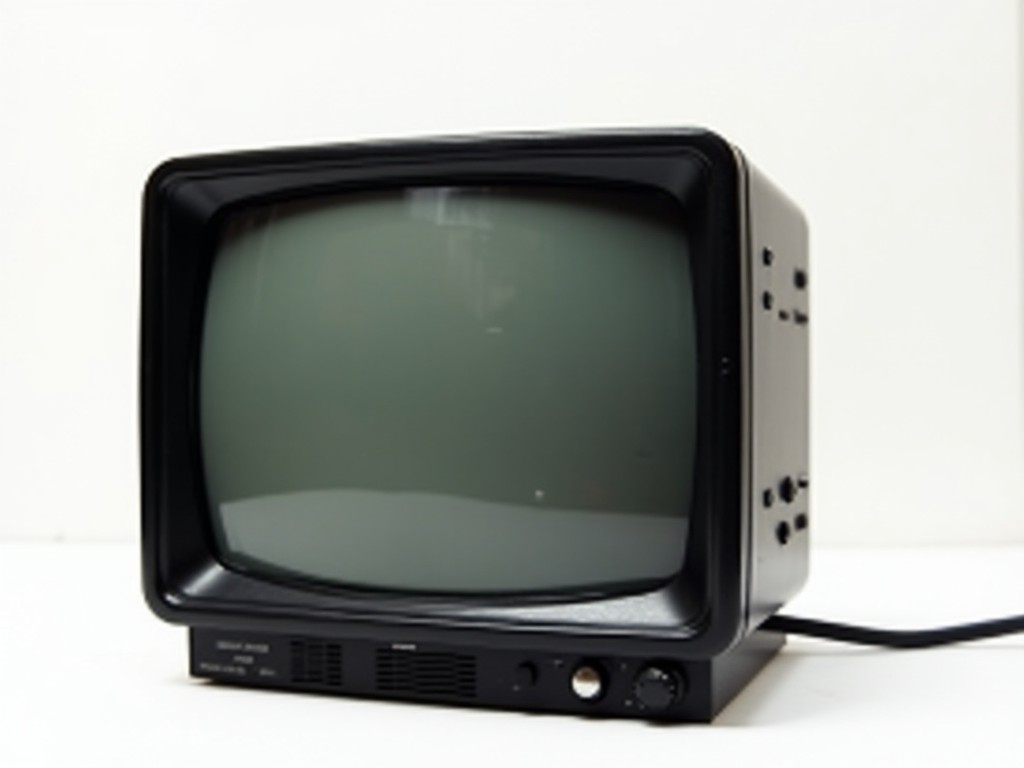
[375,648,477,700]
[290,639,344,688]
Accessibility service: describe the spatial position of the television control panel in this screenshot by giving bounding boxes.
[190,627,783,722]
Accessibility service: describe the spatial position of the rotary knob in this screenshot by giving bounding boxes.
[633,665,683,711]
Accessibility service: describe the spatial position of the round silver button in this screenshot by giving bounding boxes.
[571,664,604,701]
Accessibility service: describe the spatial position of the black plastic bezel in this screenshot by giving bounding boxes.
[141,129,748,660]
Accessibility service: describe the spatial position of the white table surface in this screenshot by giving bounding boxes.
[1,542,1022,767]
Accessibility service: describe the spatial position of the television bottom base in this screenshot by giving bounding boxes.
[189,626,784,722]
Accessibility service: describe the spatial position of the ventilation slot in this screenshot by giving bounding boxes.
[290,639,343,688]
[375,648,477,700]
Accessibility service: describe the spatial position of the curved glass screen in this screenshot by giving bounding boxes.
[200,186,697,594]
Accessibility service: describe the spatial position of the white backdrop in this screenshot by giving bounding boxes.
[0,0,1021,544]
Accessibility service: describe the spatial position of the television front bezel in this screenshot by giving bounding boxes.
[141,129,751,660]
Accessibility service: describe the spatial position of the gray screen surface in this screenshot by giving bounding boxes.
[201,187,697,593]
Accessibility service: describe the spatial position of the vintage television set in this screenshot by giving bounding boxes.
[141,129,809,722]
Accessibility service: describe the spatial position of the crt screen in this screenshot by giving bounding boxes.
[200,186,697,594]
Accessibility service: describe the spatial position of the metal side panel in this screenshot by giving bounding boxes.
[744,161,811,629]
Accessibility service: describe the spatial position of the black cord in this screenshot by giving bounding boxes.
[763,613,1024,649]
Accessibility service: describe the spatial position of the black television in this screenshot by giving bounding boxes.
[141,128,809,721]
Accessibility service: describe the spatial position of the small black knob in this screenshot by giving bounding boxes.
[779,475,798,503]
[633,666,683,711]
[776,520,792,545]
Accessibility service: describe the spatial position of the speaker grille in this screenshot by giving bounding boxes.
[375,648,477,700]
[290,639,344,688]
